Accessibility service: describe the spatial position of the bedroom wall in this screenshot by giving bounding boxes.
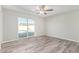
[3,8,45,43]
[0,6,3,48]
[45,10,79,42]
[3,6,79,43]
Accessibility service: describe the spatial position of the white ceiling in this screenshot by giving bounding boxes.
[3,5,79,17]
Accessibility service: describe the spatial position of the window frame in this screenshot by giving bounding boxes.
[17,17,35,39]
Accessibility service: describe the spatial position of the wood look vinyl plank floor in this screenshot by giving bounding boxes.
[1,36,79,53]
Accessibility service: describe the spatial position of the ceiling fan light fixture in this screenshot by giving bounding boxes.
[36,5,53,15]
[40,11,44,14]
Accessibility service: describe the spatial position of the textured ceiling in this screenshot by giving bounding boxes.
[3,5,79,17]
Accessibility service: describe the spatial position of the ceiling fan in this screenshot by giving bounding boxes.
[36,5,53,15]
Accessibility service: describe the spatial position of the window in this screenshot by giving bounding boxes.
[28,19,35,36]
[18,17,35,38]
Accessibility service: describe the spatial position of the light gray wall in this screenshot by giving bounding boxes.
[3,6,79,43]
[3,8,45,43]
[45,10,79,42]
[0,6,3,48]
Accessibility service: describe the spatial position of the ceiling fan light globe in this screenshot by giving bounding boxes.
[40,11,44,14]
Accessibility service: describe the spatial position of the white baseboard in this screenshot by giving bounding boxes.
[2,39,18,44]
[2,35,45,44]
[2,35,79,44]
[46,34,79,43]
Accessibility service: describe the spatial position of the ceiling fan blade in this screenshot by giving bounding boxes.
[45,9,53,11]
